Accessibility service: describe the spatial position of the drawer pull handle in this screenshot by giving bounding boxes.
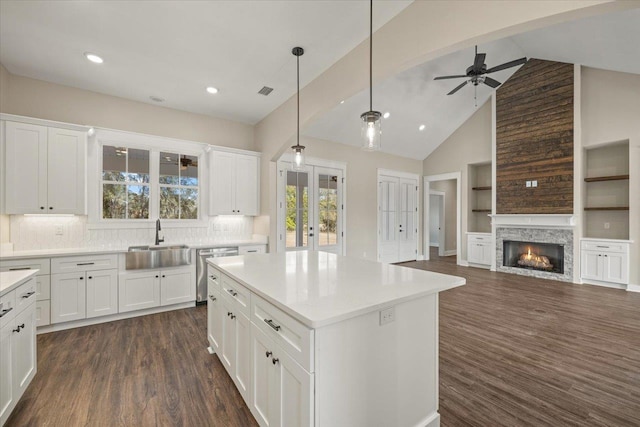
[22,291,36,299]
[272,358,279,365]
[247,250,258,253]
[77,262,95,266]
[0,307,13,318]
[265,351,272,358]
[230,314,236,320]
[265,319,281,332]
[227,289,238,297]
[12,323,25,333]
[209,295,216,302]
[209,275,217,280]
[9,267,30,271]
[227,312,232,317]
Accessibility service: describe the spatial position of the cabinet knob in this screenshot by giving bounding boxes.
[88,276,93,279]
[49,207,53,210]
[79,277,84,280]
[40,206,45,210]
[272,358,279,365]
[162,275,166,278]
[265,351,272,358]
[155,275,159,278]
[209,295,216,302]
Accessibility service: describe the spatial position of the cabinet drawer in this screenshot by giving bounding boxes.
[207,265,222,292]
[251,294,314,372]
[239,245,266,254]
[52,254,118,274]
[0,290,16,328]
[220,274,250,317]
[0,258,50,275]
[467,234,491,243]
[581,241,627,253]
[15,277,37,314]
[36,300,51,327]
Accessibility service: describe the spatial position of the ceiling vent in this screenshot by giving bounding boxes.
[258,86,274,96]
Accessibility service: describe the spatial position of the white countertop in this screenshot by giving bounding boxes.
[1,270,38,297]
[209,251,465,328]
[0,237,268,260]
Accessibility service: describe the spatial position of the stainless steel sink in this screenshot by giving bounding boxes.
[125,244,191,270]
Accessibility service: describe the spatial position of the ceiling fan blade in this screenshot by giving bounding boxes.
[434,74,467,80]
[474,53,486,71]
[486,57,527,74]
[447,80,468,95]
[483,76,501,88]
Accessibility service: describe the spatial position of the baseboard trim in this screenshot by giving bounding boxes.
[415,411,440,427]
[417,254,425,261]
[459,260,469,267]
[443,250,456,256]
[627,283,640,293]
[467,262,491,270]
[37,302,196,334]
[580,279,626,290]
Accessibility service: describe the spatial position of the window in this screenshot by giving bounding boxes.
[159,152,198,219]
[318,174,338,246]
[102,145,150,219]
[286,171,309,248]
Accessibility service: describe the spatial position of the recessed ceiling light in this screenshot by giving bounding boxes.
[149,96,165,103]
[206,86,219,94]
[340,100,345,104]
[383,112,390,119]
[84,52,104,64]
[419,124,426,131]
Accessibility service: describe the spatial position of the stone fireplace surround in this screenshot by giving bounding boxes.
[493,215,574,283]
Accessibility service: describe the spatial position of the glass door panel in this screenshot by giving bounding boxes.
[315,169,342,254]
[286,171,312,250]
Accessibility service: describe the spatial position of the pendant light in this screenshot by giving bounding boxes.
[360,0,381,151]
[291,46,306,171]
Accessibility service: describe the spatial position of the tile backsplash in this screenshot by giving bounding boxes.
[9,215,255,251]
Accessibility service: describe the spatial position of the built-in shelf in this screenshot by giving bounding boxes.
[472,209,492,213]
[472,186,492,191]
[584,174,629,183]
[584,206,629,211]
[468,163,492,233]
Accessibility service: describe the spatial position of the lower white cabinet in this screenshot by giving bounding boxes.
[467,233,492,267]
[251,323,313,427]
[51,268,118,323]
[86,269,118,318]
[119,267,194,313]
[207,288,222,354]
[239,245,267,255]
[0,277,37,426]
[0,258,51,327]
[580,239,630,286]
[220,293,251,402]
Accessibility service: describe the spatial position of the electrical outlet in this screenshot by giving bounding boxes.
[604,222,610,230]
[532,180,538,188]
[380,307,395,325]
[55,226,63,236]
[526,181,532,188]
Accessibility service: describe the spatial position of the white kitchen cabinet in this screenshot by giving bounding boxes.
[159,269,194,306]
[239,245,267,255]
[467,233,492,267]
[51,272,87,323]
[119,266,193,313]
[209,150,260,216]
[4,121,86,214]
[251,323,313,427]
[0,258,51,327]
[0,276,37,426]
[580,239,630,287]
[86,269,118,318]
[207,288,222,354]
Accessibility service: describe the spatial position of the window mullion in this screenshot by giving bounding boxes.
[149,150,160,220]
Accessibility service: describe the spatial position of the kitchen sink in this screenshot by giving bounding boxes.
[125,244,191,270]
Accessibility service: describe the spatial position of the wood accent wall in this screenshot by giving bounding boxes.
[496,59,574,214]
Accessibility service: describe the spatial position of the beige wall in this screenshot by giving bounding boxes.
[2,71,254,150]
[299,136,422,261]
[430,179,457,254]
[254,0,620,254]
[1,64,10,242]
[581,67,640,287]
[423,101,492,260]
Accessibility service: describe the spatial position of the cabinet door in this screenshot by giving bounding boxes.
[234,313,251,403]
[118,271,160,313]
[35,300,51,327]
[220,297,235,376]
[251,323,278,427]
[467,242,482,264]
[0,324,14,425]
[234,154,259,215]
[207,289,223,353]
[581,250,603,281]
[480,243,493,265]
[160,269,194,306]
[209,151,236,215]
[86,269,118,318]
[4,121,48,214]
[51,272,87,323]
[276,347,314,427]
[603,252,628,284]
[12,306,37,397]
[47,128,86,214]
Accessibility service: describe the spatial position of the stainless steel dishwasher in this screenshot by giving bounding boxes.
[196,247,238,304]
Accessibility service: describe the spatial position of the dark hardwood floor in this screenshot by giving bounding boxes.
[7,260,640,426]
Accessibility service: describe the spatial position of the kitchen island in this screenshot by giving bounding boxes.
[206,251,464,427]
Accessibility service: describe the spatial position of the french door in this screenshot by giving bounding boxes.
[278,164,344,254]
[378,173,418,263]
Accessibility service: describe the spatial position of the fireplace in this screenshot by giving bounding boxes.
[503,240,564,274]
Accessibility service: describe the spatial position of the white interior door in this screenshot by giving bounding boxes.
[313,167,343,254]
[398,178,418,262]
[378,174,418,263]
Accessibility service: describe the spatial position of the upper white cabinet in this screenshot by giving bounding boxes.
[209,149,260,216]
[3,120,87,214]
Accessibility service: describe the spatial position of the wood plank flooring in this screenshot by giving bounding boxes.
[6,261,640,426]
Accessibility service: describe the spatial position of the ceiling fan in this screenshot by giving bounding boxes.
[434,46,527,95]
[161,155,198,170]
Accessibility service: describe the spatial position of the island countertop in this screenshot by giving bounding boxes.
[0,270,38,297]
[208,250,465,328]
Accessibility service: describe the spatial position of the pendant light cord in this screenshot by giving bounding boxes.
[297,52,300,147]
[369,0,373,112]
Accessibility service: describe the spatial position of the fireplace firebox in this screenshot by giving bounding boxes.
[502,240,564,274]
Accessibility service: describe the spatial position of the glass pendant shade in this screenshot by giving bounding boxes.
[291,144,306,171]
[360,110,382,151]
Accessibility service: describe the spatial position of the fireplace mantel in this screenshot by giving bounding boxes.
[491,214,575,229]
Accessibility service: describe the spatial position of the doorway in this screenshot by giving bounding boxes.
[424,172,462,263]
[429,191,445,256]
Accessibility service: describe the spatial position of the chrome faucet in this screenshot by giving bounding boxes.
[155,219,164,246]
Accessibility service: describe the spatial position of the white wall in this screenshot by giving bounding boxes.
[423,101,492,260]
[581,66,640,287]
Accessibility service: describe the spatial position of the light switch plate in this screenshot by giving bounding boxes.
[532,180,538,188]
[55,226,63,236]
[380,307,395,325]
[526,181,532,188]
